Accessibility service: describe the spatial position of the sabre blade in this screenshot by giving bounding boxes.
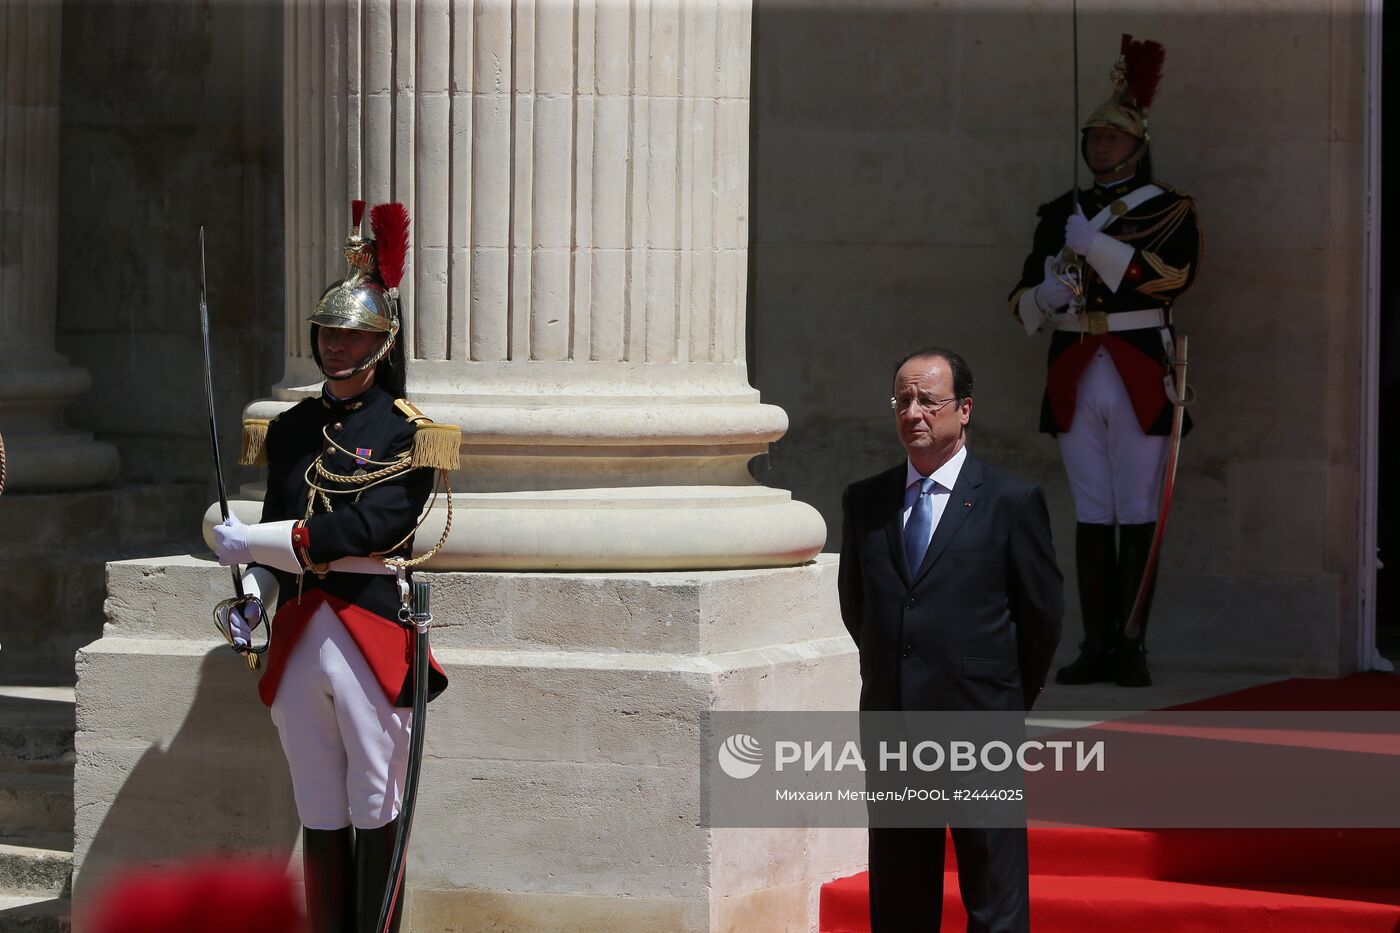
[1071,0,1080,198]
[199,227,230,521]
[198,227,245,602]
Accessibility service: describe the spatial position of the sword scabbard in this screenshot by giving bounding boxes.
[1124,334,1189,640]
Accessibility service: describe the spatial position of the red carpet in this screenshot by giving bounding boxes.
[1169,673,1400,712]
[819,675,1400,932]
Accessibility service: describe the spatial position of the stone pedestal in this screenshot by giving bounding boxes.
[213,0,823,570]
[0,0,118,491]
[75,556,864,931]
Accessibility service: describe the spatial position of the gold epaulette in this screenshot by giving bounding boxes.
[394,399,461,471]
[239,417,272,466]
[1153,179,1191,199]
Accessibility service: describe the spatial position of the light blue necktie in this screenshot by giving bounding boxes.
[903,477,936,572]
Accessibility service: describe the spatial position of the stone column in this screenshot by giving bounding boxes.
[0,0,118,491]
[243,0,823,570]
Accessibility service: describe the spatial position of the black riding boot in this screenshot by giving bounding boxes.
[1056,522,1120,685]
[303,825,355,933]
[355,816,404,933]
[1116,522,1157,687]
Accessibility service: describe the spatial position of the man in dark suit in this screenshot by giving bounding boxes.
[838,347,1064,932]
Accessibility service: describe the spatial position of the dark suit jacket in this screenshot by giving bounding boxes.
[838,452,1063,712]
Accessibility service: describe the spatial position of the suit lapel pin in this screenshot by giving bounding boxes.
[963,500,973,508]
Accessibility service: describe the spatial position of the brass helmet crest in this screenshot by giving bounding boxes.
[1082,34,1165,169]
[309,201,410,379]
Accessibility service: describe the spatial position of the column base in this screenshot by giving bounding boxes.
[77,556,865,930]
[0,358,119,491]
[209,485,825,570]
[3,432,119,491]
[423,485,826,570]
[233,383,826,569]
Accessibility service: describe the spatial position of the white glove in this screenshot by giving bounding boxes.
[219,599,261,648]
[1065,211,1096,256]
[1034,275,1074,314]
[212,515,252,567]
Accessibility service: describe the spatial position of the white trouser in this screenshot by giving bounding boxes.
[1057,347,1169,526]
[270,601,411,830]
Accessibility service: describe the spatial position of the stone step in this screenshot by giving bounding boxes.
[0,894,70,933]
[0,835,72,898]
[0,767,73,836]
[0,689,75,764]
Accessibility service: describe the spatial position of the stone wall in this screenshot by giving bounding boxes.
[750,3,1370,673]
[56,0,283,487]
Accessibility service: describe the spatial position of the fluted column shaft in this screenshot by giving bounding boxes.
[282,0,751,374]
[0,0,118,490]
[249,0,822,569]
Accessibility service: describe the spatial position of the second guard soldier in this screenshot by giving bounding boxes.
[1009,35,1201,687]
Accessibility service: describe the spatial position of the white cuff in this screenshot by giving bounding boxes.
[1016,288,1045,337]
[245,520,302,575]
[1085,234,1135,293]
[240,565,280,608]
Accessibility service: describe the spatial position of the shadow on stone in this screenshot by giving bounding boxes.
[76,648,300,911]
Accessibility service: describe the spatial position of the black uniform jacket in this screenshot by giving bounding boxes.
[1010,172,1201,436]
[255,384,448,706]
[838,453,1063,713]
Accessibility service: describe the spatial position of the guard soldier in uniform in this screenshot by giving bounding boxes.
[1009,35,1201,687]
[211,201,458,932]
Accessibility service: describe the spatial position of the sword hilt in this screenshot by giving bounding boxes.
[212,593,268,671]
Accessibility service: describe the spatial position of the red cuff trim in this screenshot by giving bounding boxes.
[292,526,310,549]
[1125,261,1143,282]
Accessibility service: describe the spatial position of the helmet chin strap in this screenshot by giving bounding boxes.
[1084,137,1148,180]
[1106,143,1146,178]
[321,328,397,382]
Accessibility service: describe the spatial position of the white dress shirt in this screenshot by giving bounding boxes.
[902,445,969,555]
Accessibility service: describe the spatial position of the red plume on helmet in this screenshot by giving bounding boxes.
[370,202,410,291]
[1120,34,1165,110]
[1082,33,1164,148]
[308,200,406,339]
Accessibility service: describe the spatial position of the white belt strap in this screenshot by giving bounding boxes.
[1086,184,1165,233]
[1052,308,1165,333]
